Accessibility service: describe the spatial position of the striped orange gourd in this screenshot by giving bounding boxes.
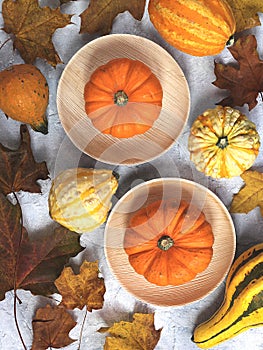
[148,0,236,56]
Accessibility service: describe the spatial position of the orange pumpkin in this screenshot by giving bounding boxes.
[148,0,236,56]
[124,199,214,286]
[84,58,163,138]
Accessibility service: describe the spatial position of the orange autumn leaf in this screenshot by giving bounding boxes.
[32,304,77,350]
[55,260,106,311]
[213,35,263,111]
[230,170,263,215]
[80,0,146,34]
[99,313,162,350]
[2,0,71,66]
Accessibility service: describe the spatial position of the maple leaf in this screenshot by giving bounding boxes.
[80,0,146,34]
[230,170,263,215]
[99,313,162,350]
[55,260,106,311]
[2,0,72,66]
[0,193,84,300]
[0,125,49,196]
[32,304,77,350]
[226,0,263,33]
[213,35,263,111]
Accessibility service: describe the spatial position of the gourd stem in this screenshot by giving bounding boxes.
[157,235,174,251]
[216,136,228,149]
[114,90,128,106]
[226,35,235,47]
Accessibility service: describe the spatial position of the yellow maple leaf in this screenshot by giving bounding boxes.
[2,0,71,66]
[55,260,105,311]
[99,313,162,350]
[230,170,263,215]
[226,0,263,33]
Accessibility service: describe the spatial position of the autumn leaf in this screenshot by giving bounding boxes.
[0,193,21,300]
[2,0,72,66]
[213,35,263,111]
[230,170,263,215]
[99,313,162,350]
[32,304,77,350]
[0,193,84,300]
[0,125,49,196]
[55,260,106,311]
[80,0,146,34]
[60,0,73,4]
[226,0,263,33]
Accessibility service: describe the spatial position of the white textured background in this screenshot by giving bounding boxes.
[0,1,263,349]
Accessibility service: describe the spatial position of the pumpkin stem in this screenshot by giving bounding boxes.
[216,136,228,149]
[114,90,128,106]
[157,235,174,251]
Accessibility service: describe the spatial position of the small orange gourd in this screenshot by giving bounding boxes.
[188,106,260,178]
[0,64,49,134]
[84,58,163,138]
[124,199,214,286]
[148,0,236,56]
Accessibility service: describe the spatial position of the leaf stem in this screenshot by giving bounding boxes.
[14,291,27,350]
[12,191,27,350]
[0,37,12,51]
[78,307,88,350]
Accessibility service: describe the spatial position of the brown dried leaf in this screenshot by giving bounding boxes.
[226,0,263,33]
[80,0,146,34]
[99,313,162,350]
[230,170,263,215]
[32,304,77,350]
[0,125,49,195]
[55,260,106,311]
[213,35,263,111]
[2,0,72,66]
[0,193,84,300]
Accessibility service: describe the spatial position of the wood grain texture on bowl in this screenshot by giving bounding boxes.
[56,34,190,165]
[104,178,236,307]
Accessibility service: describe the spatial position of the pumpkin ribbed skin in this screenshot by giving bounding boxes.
[193,243,263,348]
[188,106,260,178]
[148,0,236,56]
[124,199,214,286]
[84,58,163,138]
[0,64,49,134]
[49,168,118,234]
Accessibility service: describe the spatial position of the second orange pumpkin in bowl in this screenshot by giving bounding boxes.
[124,199,214,286]
[84,58,163,138]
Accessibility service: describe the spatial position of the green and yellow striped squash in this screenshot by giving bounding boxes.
[192,243,263,348]
[48,168,118,234]
[148,0,236,56]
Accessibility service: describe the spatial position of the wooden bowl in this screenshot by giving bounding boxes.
[56,34,190,165]
[104,178,236,307]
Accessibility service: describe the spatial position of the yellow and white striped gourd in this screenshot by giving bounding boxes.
[48,168,118,234]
